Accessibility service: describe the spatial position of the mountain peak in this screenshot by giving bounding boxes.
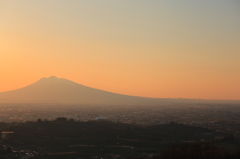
[37,76,63,84]
[48,76,59,79]
[40,76,59,80]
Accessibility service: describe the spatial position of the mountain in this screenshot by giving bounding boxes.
[0,76,238,104]
[0,76,163,104]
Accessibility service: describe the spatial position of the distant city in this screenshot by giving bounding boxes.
[0,103,240,138]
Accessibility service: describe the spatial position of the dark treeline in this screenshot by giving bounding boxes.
[128,142,240,159]
[0,118,238,159]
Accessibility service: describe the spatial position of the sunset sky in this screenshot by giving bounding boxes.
[0,0,240,100]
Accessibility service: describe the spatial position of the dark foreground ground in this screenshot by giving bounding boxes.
[0,118,239,159]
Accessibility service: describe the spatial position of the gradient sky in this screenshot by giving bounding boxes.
[0,0,240,100]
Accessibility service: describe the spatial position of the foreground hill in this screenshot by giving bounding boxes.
[1,119,230,158]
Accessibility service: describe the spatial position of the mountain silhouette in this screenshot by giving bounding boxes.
[0,76,238,104]
[0,76,164,104]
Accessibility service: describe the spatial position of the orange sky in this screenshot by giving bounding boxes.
[0,1,240,100]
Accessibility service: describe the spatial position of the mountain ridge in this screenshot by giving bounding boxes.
[0,76,239,104]
[0,76,156,104]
